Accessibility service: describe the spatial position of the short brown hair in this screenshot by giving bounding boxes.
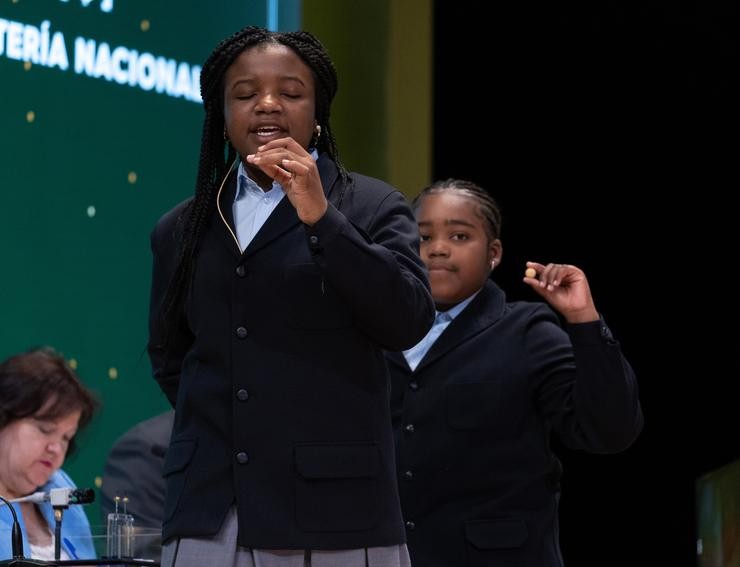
[0,347,98,455]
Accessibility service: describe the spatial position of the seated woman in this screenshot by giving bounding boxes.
[0,347,98,561]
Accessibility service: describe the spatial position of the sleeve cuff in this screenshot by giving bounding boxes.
[303,203,346,253]
[566,317,618,346]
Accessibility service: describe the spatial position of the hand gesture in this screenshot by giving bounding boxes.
[246,137,328,225]
[523,262,599,323]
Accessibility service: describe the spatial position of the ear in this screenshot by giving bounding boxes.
[489,238,503,269]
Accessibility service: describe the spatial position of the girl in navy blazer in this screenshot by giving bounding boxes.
[386,179,644,566]
[148,26,434,567]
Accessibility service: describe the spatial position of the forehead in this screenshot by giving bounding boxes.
[417,193,486,227]
[225,43,314,85]
[31,410,82,429]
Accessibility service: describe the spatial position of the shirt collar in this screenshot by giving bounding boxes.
[437,288,481,321]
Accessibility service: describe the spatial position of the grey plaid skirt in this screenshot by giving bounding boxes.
[161,507,411,567]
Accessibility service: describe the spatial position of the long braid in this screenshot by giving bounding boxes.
[413,179,503,241]
[161,26,348,350]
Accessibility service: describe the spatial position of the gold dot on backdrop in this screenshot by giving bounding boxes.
[128,171,138,184]
[68,358,78,370]
[95,476,103,489]
[24,61,32,71]
[26,110,35,123]
[140,19,151,32]
[108,367,119,380]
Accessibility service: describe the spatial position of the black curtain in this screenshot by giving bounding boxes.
[432,1,737,565]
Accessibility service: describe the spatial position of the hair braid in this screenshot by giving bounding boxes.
[413,179,503,241]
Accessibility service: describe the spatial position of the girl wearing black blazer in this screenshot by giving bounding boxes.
[386,179,643,566]
[148,26,434,567]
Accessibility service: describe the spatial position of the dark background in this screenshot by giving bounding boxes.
[433,2,737,565]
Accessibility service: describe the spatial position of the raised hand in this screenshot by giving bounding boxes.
[523,262,599,323]
[246,137,328,225]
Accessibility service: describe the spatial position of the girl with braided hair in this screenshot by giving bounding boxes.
[386,179,643,566]
[147,26,434,567]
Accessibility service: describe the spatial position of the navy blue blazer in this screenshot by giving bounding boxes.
[386,280,643,566]
[148,155,434,550]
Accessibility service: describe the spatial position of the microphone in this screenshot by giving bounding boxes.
[0,494,24,559]
[1,488,95,507]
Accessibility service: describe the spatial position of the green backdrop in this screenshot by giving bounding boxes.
[0,0,300,524]
[0,0,430,529]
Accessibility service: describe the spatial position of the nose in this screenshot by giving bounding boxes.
[255,93,281,113]
[46,440,64,459]
[427,238,449,257]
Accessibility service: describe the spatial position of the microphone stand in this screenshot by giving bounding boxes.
[0,495,24,560]
[2,492,159,566]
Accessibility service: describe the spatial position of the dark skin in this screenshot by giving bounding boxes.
[223,43,327,226]
[417,192,599,323]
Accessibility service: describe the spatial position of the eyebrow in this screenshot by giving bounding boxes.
[418,219,476,228]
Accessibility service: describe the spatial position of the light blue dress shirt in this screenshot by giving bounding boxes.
[402,290,480,371]
[232,163,286,251]
[232,150,319,251]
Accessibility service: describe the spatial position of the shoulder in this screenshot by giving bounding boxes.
[347,172,398,197]
[507,300,560,324]
[45,469,77,489]
[115,410,175,448]
[479,280,561,333]
[317,154,405,210]
[151,197,192,245]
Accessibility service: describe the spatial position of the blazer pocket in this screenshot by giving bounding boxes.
[284,264,352,331]
[162,437,197,523]
[294,442,381,532]
[464,518,528,567]
[446,382,523,436]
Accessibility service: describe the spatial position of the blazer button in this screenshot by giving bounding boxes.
[235,265,247,277]
[405,520,416,530]
[409,381,419,391]
[236,326,248,339]
[404,423,415,434]
[236,452,249,464]
[236,388,249,401]
[403,470,414,481]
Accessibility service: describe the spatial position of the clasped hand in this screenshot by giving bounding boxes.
[246,137,328,225]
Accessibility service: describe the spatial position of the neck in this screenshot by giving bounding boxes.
[0,481,18,500]
[245,162,273,192]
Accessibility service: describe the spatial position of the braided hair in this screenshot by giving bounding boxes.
[412,179,502,242]
[161,26,347,346]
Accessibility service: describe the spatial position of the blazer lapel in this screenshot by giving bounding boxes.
[243,154,342,258]
[415,281,506,373]
[242,196,301,257]
[386,350,412,373]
